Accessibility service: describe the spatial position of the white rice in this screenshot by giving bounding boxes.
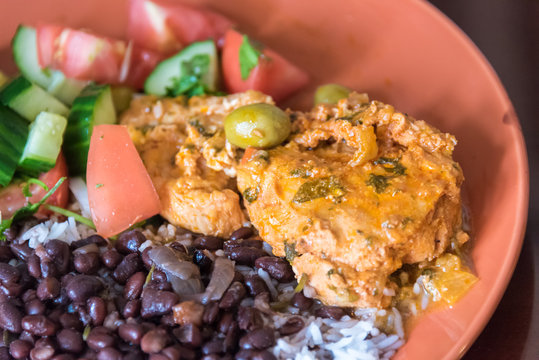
[271,309,405,360]
[20,216,96,249]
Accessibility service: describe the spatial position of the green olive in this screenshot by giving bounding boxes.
[314,83,351,105]
[224,103,291,149]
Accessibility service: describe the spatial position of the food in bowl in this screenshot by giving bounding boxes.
[0,0,477,359]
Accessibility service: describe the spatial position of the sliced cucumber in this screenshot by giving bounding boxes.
[0,76,69,121]
[12,25,53,89]
[64,84,117,175]
[47,72,89,105]
[144,40,218,96]
[0,105,29,186]
[111,86,134,114]
[18,112,67,176]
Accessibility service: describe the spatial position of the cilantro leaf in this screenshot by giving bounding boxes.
[166,54,211,98]
[239,35,263,80]
[0,177,66,240]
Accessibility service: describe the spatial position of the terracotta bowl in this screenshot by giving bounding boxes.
[0,0,529,359]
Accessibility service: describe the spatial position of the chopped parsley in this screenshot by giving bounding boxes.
[242,186,260,203]
[239,35,264,80]
[95,183,104,189]
[327,268,336,278]
[166,54,212,97]
[189,119,214,137]
[292,176,345,203]
[374,157,406,175]
[284,241,298,263]
[365,174,392,193]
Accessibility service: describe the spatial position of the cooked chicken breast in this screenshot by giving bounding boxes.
[237,93,468,308]
[120,91,273,237]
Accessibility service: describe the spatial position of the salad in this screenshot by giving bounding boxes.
[0,1,476,359]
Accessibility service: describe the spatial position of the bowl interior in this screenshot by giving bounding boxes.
[0,0,529,359]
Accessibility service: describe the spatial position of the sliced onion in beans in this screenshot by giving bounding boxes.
[148,246,200,280]
[69,177,91,217]
[167,274,204,296]
[72,243,99,255]
[201,257,235,304]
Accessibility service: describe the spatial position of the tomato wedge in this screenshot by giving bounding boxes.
[121,44,164,89]
[87,125,160,238]
[37,25,126,84]
[221,29,309,102]
[0,152,69,219]
[127,0,233,54]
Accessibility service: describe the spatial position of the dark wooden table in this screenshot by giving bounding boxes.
[428,1,539,359]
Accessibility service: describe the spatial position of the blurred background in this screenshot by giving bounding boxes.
[428,1,538,359]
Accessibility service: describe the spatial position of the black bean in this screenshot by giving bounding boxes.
[122,299,141,319]
[0,282,23,297]
[116,230,146,254]
[230,227,254,241]
[225,247,267,266]
[291,291,313,311]
[118,323,145,344]
[141,328,169,354]
[160,313,175,327]
[124,272,145,300]
[0,263,20,284]
[235,349,256,360]
[87,297,107,326]
[202,301,219,324]
[314,306,346,320]
[44,240,70,274]
[219,282,245,309]
[233,271,245,284]
[151,270,167,283]
[21,315,57,336]
[149,354,169,360]
[193,236,223,251]
[122,350,145,360]
[193,250,212,272]
[141,288,178,318]
[72,235,107,249]
[97,347,122,360]
[0,301,23,333]
[9,339,32,359]
[201,338,224,355]
[73,253,100,275]
[223,239,263,252]
[224,321,238,352]
[113,253,141,284]
[65,275,103,303]
[10,242,32,261]
[173,324,201,347]
[86,327,115,351]
[254,350,278,360]
[17,330,35,344]
[141,247,153,269]
[36,278,60,301]
[239,327,275,350]
[0,246,13,262]
[25,299,46,315]
[101,249,123,269]
[59,313,82,330]
[161,345,183,360]
[254,257,294,282]
[39,260,58,279]
[27,255,42,279]
[29,345,55,360]
[237,307,263,331]
[244,275,269,297]
[279,317,304,335]
[218,312,234,334]
[51,355,75,360]
[168,242,187,254]
[57,328,83,353]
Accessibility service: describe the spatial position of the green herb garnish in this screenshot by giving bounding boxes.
[166,54,211,97]
[292,176,345,203]
[45,204,96,229]
[365,174,391,193]
[0,177,66,240]
[95,183,104,189]
[294,274,308,293]
[284,241,298,263]
[22,178,48,197]
[327,268,336,278]
[239,35,263,80]
[189,119,214,137]
[374,157,406,175]
[242,186,260,203]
